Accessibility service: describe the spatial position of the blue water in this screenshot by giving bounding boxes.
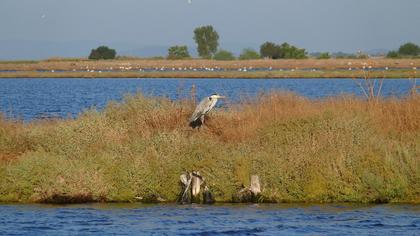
[0,204,418,235]
[0,78,414,121]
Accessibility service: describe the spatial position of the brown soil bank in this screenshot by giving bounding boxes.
[0,58,419,78]
[0,93,419,203]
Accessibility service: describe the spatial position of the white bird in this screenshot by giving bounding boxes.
[189,94,225,129]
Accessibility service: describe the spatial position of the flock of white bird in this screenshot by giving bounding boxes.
[45,62,418,73]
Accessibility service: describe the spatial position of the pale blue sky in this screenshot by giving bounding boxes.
[1,0,419,59]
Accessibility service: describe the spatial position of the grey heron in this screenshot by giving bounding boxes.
[189,94,225,128]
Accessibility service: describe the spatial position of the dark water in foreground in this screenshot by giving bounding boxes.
[0,78,415,121]
[0,204,418,235]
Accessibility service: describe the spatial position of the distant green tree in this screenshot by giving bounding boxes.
[88,46,116,60]
[260,42,282,59]
[167,45,190,59]
[239,48,260,60]
[260,42,307,59]
[213,49,235,60]
[278,42,291,58]
[280,43,307,59]
[386,50,399,58]
[317,52,331,59]
[193,25,219,58]
[398,42,420,56]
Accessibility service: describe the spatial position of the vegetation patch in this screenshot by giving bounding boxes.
[0,93,419,203]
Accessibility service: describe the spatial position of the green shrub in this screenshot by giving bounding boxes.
[398,42,420,56]
[280,43,307,59]
[167,45,190,60]
[386,51,399,58]
[213,49,235,60]
[89,46,116,60]
[317,52,331,59]
[260,42,307,59]
[239,48,260,60]
[260,42,282,59]
[333,52,357,59]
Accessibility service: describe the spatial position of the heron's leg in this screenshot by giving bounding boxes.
[200,116,205,125]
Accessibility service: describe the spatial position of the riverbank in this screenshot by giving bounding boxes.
[0,58,419,78]
[0,93,419,204]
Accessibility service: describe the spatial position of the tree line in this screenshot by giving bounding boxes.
[387,42,420,58]
[87,25,419,60]
[167,25,308,60]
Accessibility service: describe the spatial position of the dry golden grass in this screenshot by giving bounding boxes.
[0,93,419,203]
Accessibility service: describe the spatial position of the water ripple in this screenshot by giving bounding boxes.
[0,204,419,235]
[0,78,414,121]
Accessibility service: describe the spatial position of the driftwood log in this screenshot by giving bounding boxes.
[178,171,214,204]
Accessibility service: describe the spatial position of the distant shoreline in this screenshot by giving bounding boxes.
[0,58,418,78]
[0,70,418,79]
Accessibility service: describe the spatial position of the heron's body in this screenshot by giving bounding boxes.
[189,94,225,128]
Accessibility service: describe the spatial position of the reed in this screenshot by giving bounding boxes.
[0,93,419,203]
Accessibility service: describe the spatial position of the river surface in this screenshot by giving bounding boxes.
[0,78,415,121]
[0,203,418,235]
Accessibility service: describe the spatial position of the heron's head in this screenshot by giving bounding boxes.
[209,93,226,100]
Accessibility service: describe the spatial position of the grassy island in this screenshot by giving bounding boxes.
[0,93,419,203]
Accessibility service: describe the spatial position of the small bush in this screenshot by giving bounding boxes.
[260,42,307,59]
[386,51,399,58]
[333,52,357,59]
[317,52,331,59]
[213,49,235,60]
[260,42,282,59]
[398,42,420,56]
[167,45,190,60]
[89,46,116,60]
[239,48,260,60]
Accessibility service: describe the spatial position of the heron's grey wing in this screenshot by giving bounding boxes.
[189,98,209,122]
[189,109,203,123]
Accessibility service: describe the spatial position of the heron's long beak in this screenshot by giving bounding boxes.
[217,95,226,99]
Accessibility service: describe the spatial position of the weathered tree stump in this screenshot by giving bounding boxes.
[179,173,192,204]
[250,175,261,195]
[234,175,262,203]
[191,171,204,203]
[178,171,214,204]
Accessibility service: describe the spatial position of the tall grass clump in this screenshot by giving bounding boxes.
[0,93,419,203]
